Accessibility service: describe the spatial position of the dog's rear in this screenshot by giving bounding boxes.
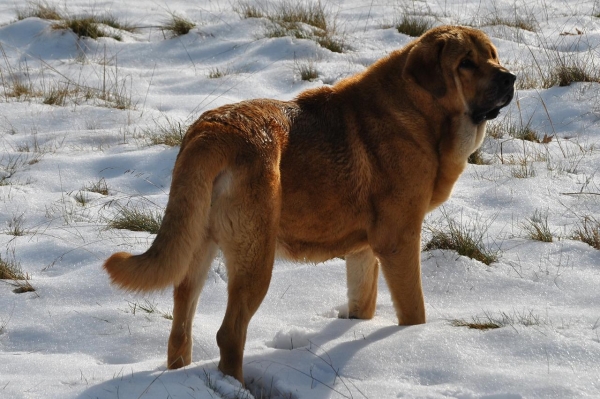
[103,100,291,380]
[103,134,228,291]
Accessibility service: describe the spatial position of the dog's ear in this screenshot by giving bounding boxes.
[403,38,447,98]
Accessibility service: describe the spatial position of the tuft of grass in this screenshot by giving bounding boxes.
[484,16,537,32]
[108,206,163,234]
[274,1,327,30]
[554,65,600,87]
[43,83,71,106]
[97,14,138,33]
[0,255,25,280]
[207,67,230,79]
[144,117,186,147]
[73,191,90,206]
[16,1,63,21]
[395,15,433,37]
[162,12,196,37]
[314,33,345,53]
[571,216,600,250]
[535,53,600,89]
[512,126,540,142]
[487,119,548,143]
[53,16,105,39]
[296,60,319,81]
[0,254,36,294]
[424,211,500,265]
[521,209,553,242]
[239,1,346,53]
[468,149,490,165]
[451,310,543,330]
[234,2,266,19]
[1,75,38,100]
[1,42,134,109]
[83,178,109,196]
[5,214,28,236]
[510,157,536,178]
[52,13,133,41]
[451,318,501,330]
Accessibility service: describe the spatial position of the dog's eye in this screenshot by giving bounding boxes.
[459,59,476,69]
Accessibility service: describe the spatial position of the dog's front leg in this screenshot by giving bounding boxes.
[370,216,426,326]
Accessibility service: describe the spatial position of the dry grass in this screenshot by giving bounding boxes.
[108,206,163,234]
[4,214,28,236]
[395,15,433,37]
[128,299,173,320]
[237,0,346,53]
[451,310,542,330]
[424,211,500,265]
[16,1,63,21]
[1,40,135,110]
[161,12,196,37]
[521,209,553,242]
[0,254,36,294]
[484,15,537,32]
[571,216,600,250]
[296,60,319,81]
[0,255,25,280]
[468,149,491,165]
[144,117,186,147]
[83,178,109,196]
[509,156,536,178]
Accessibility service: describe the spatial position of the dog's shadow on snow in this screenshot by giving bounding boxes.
[77,320,407,399]
[243,319,406,398]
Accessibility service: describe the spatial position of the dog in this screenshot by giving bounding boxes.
[104,25,515,383]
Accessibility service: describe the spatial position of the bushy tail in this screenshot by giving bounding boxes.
[104,136,227,292]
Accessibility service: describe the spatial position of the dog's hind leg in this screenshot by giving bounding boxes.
[345,248,379,319]
[213,166,281,383]
[167,239,218,369]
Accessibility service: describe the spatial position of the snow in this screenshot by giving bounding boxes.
[1,0,600,398]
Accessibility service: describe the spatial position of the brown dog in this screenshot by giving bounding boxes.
[104,25,515,382]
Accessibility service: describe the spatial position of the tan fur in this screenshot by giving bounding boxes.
[104,26,515,383]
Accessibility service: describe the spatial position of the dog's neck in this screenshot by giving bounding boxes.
[428,115,486,211]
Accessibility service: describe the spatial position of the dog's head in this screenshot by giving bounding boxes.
[403,25,515,125]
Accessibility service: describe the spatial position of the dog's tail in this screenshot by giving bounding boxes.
[103,134,227,292]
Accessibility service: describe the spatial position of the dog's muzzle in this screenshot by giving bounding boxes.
[471,70,516,124]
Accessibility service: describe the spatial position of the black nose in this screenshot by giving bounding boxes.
[497,71,516,88]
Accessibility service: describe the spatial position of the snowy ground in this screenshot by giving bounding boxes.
[1,1,600,398]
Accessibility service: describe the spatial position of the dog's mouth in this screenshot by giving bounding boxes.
[470,91,513,125]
